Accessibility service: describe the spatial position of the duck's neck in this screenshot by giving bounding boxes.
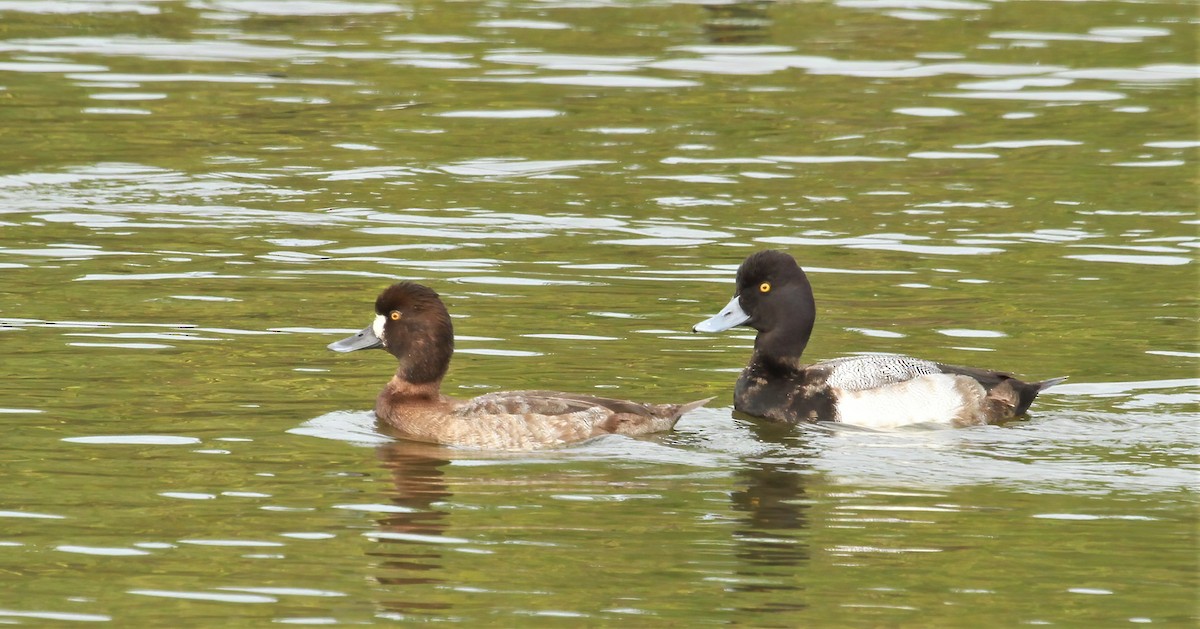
[750,312,814,374]
[378,374,443,408]
[382,321,453,404]
[378,331,454,408]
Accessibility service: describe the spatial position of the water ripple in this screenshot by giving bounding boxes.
[484,52,653,71]
[435,108,563,119]
[480,74,700,88]
[1064,254,1191,266]
[0,610,111,622]
[63,435,201,445]
[0,1,156,14]
[838,0,990,10]
[937,89,1125,102]
[437,158,608,176]
[476,19,570,30]
[128,589,276,603]
[204,1,405,16]
[994,25,1173,45]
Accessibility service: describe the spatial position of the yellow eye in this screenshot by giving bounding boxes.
[759,282,771,293]
[389,311,401,321]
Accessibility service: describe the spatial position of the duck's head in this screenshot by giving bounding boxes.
[693,250,816,357]
[328,282,454,384]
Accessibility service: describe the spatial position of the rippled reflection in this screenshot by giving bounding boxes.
[369,443,454,617]
[727,421,816,613]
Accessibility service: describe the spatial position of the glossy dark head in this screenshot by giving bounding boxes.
[694,250,816,362]
[733,250,814,334]
[374,282,446,321]
[329,282,454,384]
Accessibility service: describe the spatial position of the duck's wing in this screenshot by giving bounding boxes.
[932,362,1017,387]
[457,390,708,423]
[457,390,634,417]
[450,391,711,448]
[816,354,942,391]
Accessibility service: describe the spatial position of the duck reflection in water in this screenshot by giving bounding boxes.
[702,0,774,45]
[727,416,815,614]
[369,441,454,616]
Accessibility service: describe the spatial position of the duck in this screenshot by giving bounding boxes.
[693,250,1065,428]
[328,282,710,449]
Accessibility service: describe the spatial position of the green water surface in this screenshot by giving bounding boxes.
[0,0,1197,625]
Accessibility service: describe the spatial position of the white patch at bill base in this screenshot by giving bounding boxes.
[372,314,387,346]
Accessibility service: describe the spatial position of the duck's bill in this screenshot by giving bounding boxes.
[693,295,749,333]
[328,324,383,352]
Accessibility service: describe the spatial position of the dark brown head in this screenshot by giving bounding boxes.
[694,250,816,365]
[329,282,454,384]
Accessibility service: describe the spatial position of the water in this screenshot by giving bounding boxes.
[1,0,1197,625]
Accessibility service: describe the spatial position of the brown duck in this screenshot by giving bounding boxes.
[329,282,709,449]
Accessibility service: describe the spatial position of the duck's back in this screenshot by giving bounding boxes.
[819,354,942,390]
[385,391,707,450]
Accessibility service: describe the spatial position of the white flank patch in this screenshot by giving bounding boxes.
[834,374,976,428]
[371,314,387,346]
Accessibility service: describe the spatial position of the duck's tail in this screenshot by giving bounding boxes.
[1009,376,1067,417]
[662,396,715,428]
[609,397,714,435]
[1037,376,1069,391]
[679,396,716,416]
